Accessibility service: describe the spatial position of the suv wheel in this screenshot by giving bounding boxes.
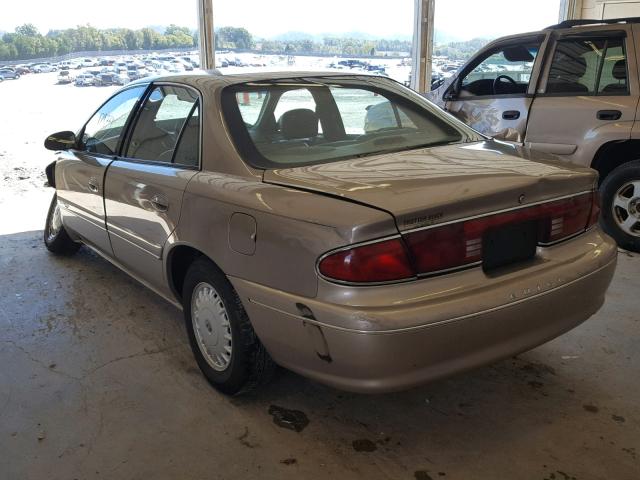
[183,257,276,395]
[600,160,640,252]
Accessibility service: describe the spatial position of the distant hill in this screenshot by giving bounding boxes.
[266,29,464,44]
[269,31,412,42]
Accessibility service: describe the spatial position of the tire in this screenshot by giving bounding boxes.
[183,257,276,395]
[44,193,81,255]
[599,160,640,252]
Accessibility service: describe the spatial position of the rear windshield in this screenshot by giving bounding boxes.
[222,77,480,169]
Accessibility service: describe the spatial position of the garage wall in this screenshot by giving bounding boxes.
[580,0,640,19]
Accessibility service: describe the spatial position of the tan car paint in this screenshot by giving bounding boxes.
[53,72,617,393]
[264,140,597,232]
[431,23,640,170]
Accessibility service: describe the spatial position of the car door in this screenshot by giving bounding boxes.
[55,85,147,255]
[442,34,547,142]
[524,25,639,165]
[104,84,200,289]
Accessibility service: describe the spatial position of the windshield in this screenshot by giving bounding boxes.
[222,77,481,169]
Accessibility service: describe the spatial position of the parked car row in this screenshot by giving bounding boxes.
[1,51,201,81]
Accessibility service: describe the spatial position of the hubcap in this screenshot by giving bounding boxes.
[48,199,63,241]
[191,282,233,371]
[612,181,640,237]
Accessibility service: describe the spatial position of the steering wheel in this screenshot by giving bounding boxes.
[493,75,518,94]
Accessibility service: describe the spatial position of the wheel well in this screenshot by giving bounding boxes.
[167,245,205,301]
[591,140,640,185]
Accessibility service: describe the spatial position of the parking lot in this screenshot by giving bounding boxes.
[0,72,639,479]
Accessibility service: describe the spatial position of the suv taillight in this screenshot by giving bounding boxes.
[318,192,598,284]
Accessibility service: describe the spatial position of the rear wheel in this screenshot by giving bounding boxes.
[183,257,276,395]
[600,160,640,252]
[44,193,80,255]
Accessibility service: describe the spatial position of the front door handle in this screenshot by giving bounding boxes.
[597,110,622,120]
[88,179,99,193]
[502,110,521,120]
[150,194,169,212]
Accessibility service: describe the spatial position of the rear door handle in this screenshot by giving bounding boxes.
[88,179,99,193]
[597,110,622,120]
[150,194,169,212]
[502,110,521,120]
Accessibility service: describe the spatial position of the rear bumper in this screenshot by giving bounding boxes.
[231,228,617,393]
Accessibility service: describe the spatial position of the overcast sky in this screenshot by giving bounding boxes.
[0,0,561,40]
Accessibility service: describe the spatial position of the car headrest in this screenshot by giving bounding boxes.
[612,60,627,80]
[279,109,318,139]
[551,51,587,79]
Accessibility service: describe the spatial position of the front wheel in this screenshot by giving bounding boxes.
[600,160,640,252]
[44,193,80,255]
[183,258,276,395]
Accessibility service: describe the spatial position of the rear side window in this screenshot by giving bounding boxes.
[236,91,268,126]
[126,85,199,164]
[173,104,200,167]
[546,36,628,96]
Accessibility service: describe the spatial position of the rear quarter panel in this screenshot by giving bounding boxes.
[170,172,398,298]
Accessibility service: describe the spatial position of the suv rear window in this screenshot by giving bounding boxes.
[222,78,478,169]
[546,36,628,96]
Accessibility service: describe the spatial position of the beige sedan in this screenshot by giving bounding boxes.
[43,72,617,394]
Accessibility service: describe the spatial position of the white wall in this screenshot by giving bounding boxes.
[580,0,640,19]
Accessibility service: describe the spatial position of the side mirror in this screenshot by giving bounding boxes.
[44,130,76,151]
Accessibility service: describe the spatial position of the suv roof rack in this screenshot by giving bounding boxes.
[546,17,640,30]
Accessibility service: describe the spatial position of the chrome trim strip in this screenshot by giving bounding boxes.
[401,190,594,234]
[416,261,483,279]
[250,257,615,335]
[61,203,107,231]
[107,228,162,260]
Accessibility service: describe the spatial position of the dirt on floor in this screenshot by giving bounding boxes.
[0,73,638,480]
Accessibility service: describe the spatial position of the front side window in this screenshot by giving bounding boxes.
[459,42,540,97]
[224,79,477,168]
[546,36,627,95]
[126,85,199,163]
[80,86,146,155]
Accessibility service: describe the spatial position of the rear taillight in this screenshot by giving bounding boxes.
[588,191,601,229]
[318,238,415,283]
[537,193,594,244]
[318,192,598,284]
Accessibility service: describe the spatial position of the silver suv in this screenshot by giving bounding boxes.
[429,17,640,252]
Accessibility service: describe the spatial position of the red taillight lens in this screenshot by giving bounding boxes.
[402,223,480,274]
[537,193,594,243]
[318,238,415,283]
[318,192,598,284]
[588,191,601,228]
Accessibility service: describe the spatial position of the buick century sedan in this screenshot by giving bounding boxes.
[43,72,617,394]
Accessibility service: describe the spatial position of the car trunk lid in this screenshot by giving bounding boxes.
[262,141,596,232]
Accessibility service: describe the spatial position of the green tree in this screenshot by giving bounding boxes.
[15,23,39,37]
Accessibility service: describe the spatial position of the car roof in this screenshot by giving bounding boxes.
[129,70,386,89]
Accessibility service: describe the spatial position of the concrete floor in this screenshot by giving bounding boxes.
[0,222,637,480]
